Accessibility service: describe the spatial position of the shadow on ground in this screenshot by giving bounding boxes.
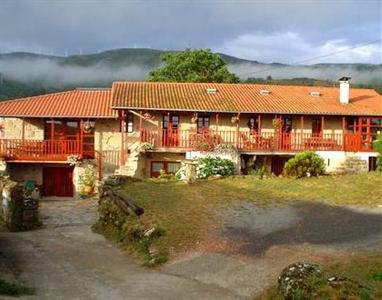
[219,201,382,255]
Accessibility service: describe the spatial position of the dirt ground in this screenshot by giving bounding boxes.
[0,199,382,299]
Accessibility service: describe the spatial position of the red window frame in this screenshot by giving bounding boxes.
[150,161,181,178]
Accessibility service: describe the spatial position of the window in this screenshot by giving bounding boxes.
[312,117,322,136]
[151,161,181,177]
[126,113,134,133]
[346,117,357,132]
[197,116,210,131]
[163,115,179,129]
[282,117,292,133]
[152,162,165,173]
[247,117,259,134]
[371,118,382,140]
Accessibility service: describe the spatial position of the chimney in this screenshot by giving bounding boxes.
[339,76,351,104]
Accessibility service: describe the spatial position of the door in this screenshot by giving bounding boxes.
[271,156,291,176]
[162,115,180,147]
[281,117,292,150]
[43,167,74,197]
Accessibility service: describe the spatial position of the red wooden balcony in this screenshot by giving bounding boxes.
[0,139,82,161]
[140,129,373,153]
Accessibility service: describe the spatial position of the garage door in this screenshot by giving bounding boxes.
[43,167,74,197]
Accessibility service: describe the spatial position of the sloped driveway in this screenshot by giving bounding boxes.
[0,200,240,300]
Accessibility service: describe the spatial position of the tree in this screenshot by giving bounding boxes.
[147,49,239,83]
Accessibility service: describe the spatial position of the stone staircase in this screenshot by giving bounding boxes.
[335,156,368,174]
[115,151,140,177]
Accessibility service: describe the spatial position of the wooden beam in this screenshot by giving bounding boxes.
[300,115,304,136]
[128,110,157,126]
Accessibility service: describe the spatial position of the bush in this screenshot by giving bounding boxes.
[284,151,326,178]
[372,132,382,172]
[249,166,267,179]
[196,156,235,179]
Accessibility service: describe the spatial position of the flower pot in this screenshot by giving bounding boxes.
[83,185,93,194]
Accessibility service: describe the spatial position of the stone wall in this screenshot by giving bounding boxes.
[7,163,43,185]
[0,117,44,140]
[0,177,41,231]
[95,120,122,175]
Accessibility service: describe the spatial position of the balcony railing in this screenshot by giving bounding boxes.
[0,139,82,161]
[140,129,373,152]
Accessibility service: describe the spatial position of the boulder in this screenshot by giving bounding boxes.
[278,262,323,299]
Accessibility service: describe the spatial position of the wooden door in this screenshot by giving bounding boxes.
[162,115,179,147]
[43,167,74,197]
[280,117,292,150]
[271,156,291,176]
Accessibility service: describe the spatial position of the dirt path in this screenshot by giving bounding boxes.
[0,200,242,300]
[1,199,382,299]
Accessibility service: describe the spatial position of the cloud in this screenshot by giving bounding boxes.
[0,0,381,63]
[217,32,382,64]
[0,58,150,87]
[228,63,382,84]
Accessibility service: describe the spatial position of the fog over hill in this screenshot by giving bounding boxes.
[0,48,381,100]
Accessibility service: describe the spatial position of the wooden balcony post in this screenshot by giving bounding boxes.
[21,118,25,140]
[367,117,371,150]
[120,110,125,166]
[321,116,325,137]
[258,114,261,135]
[79,119,84,157]
[342,116,346,150]
[236,113,240,148]
[215,113,219,135]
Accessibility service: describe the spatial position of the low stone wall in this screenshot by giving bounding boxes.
[0,177,41,231]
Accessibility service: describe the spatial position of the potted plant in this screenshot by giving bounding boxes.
[139,142,154,152]
[83,121,95,133]
[272,118,282,129]
[191,113,198,123]
[67,154,80,166]
[79,165,97,195]
[231,115,240,124]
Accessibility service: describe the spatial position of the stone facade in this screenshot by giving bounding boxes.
[0,117,44,140]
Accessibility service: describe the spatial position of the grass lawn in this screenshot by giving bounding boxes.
[121,172,382,256]
[256,254,382,299]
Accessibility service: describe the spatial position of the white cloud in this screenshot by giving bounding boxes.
[216,32,382,64]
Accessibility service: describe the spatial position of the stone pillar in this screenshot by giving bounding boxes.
[183,161,197,183]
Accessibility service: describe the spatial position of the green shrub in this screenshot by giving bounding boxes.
[284,151,326,178]
[196,156,235,179]
[249,166,267,179]
[372,132,382,172]
[0,279,34,296]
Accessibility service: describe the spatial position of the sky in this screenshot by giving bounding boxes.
[0,0,381,64]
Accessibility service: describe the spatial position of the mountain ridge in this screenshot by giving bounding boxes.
[0,48,381,100]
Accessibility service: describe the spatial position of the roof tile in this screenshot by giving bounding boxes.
[111,81,382,116]
[0,89,116,118]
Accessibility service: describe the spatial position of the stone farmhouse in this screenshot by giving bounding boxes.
[0,78,381,197]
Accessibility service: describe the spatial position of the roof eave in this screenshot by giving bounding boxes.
[111,106,382,117]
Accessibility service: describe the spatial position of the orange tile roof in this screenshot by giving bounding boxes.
[0,89,116,118]
[112,81,382,116]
